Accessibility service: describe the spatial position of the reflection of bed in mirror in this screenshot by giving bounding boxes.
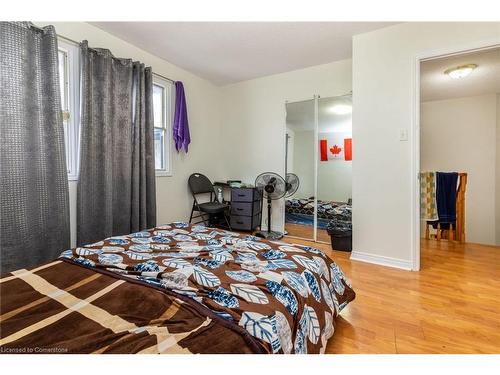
[285,198,352,242]
[286,198,351,222]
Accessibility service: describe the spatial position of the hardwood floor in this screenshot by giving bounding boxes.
[282,236,500,353]
[285,222,331,243]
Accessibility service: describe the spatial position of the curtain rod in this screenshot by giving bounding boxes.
[28,24,177,84]
[57,34,80,46]
[60,34,177,84]
[28,23,80,46]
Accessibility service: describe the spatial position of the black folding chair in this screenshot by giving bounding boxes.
[188,173,231,229]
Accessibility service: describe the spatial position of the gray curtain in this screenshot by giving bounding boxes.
[131,64,157,231]
[77,41,156,246]
[0,22,70,274]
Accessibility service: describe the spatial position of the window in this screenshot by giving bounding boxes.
[153,76,173,176]
[57,39,80,180]
[57,42,170,178]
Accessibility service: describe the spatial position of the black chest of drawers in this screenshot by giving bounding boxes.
[229,187,262,232]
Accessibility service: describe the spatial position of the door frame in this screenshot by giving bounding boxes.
[411,39,500,271]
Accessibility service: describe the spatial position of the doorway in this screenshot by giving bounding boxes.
[418,45,500,267]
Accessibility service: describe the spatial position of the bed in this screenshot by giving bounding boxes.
[0,222,355,354]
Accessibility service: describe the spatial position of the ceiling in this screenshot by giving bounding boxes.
[286,96,352,133]
[420,47,500,102]
[91,22,396,85]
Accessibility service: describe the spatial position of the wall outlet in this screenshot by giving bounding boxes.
[399,128,408,141]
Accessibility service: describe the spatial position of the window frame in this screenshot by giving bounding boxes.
[152,75,173,177]
[58,38,80,181]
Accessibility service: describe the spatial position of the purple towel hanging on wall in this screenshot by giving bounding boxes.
[173,81,191,153]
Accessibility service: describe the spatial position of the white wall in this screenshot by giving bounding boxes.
[421,94,498,245]
[45,22,225,247]
[220,60,352,231]
[352,22,500,268]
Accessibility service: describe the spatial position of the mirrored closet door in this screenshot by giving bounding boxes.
[316,95,352,243]
[284,99,316,241]
[284,95,352,244]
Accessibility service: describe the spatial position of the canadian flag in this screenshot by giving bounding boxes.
[319,135,352,161]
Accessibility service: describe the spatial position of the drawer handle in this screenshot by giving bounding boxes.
[236,221,244,224]
[237,194,246,197]
[236,208,243,211]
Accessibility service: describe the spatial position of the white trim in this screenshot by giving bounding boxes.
[410,52,420,271]
[411,39,500,272]
[350,251,412,271]
[152,75,173,177]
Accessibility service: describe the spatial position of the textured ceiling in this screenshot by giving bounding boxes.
[91,22,396,85]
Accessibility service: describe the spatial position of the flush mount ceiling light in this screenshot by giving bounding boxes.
[330,103,352,115]
[444,64,478,79]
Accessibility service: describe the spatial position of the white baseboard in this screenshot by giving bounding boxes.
[350,251,413,271]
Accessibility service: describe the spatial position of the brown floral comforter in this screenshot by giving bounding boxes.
[1,222,355,354]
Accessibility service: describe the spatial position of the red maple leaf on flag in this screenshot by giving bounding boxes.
[330,145,342,155]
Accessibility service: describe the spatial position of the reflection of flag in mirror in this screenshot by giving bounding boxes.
[319,133,352,161]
